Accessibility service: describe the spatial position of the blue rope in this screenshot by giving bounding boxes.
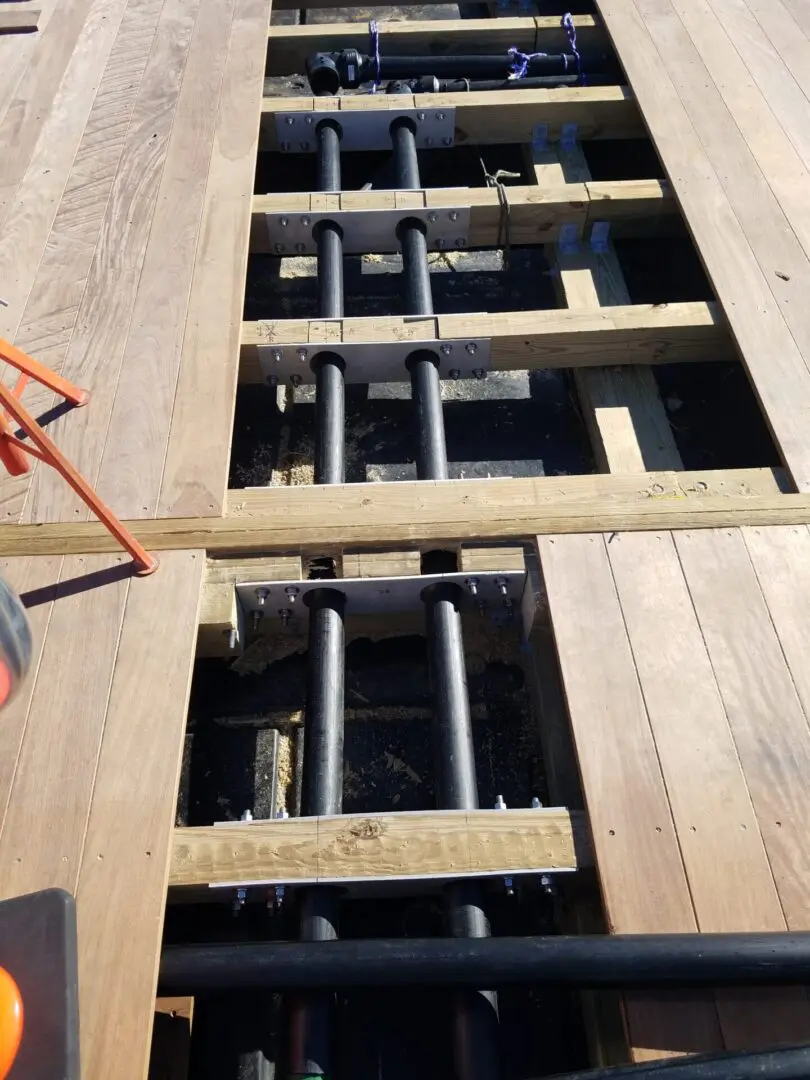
[507,46,548,80]
[562,13,586,85]
[368,20,381,93]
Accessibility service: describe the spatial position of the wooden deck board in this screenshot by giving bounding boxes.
[0,0,270,1072]
[596,0,810,492]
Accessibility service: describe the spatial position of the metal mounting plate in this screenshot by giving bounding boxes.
[265,205,470,255]
[255,335,491,386]
[237,570,527,624]
[275,108,456,153]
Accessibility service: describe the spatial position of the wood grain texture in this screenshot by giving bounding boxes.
[266,15,605,73]
[159,0,270,517]
[93,0,234,520]
[251,181,676,252]
[20,0,202,525]
[537,532,722,1057]
[595,0,810,491]
[261,87,644,148]
[0,468,795,556]
[171,809,588,887]
[0,554,130,896]
[607,531,810,1048]
[76,551,203,1080]
[240,302,733,382]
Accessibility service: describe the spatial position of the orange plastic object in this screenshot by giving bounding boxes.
[0,966,23,1078]
[0,338,157,576]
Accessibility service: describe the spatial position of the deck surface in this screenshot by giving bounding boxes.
[540,525,810,1058]
[596,0,810,493]
[0,0,269,1075]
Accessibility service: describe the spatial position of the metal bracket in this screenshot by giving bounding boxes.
[237,570,527,624]
[275,108,456,153]
[590,221,611,254]
[558,222,579,256]
[265,205,470,256]
[255,333,491,386]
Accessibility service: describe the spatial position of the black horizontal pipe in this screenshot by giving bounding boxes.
[159,933,810,994]
[548,1045,810,1080]
[402,74,615,92]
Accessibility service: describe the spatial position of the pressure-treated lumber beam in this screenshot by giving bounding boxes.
[261,88,643,148]
[241,302,732,383]
[170,809,589,888]
[0,468,798,558]
[266,16,607,75]
[0,5,40,32]
[250,181,677,253]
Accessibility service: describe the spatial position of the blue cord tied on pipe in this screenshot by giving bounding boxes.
[562,12,586,85]
[368,19,381,93]
[507,46,548,80]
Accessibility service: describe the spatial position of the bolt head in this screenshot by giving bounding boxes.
[465,342,478,355]
[280,141,291,152]
[449,210,459,222]
[435,111,445,121]
[305,115,314,124]
[417,111,426,121]
[285,116,295,126]
[274,243,285,253]
[270,348,282,363]
[456,238,467,248]
[300,141,310,151]
[285,586,300,599]
[297,348,308,362]
[449,368,461,380]
[266,374,278,388]
[440,343,453,355]
[255,587,270,605]
[428,212,437,224]
[466,577,479,593]
[279,217,289,228]
[442,137,452,146]
[295,243,305,253]
[290,374,301,388]
[436,238,445,249]
[301,216,310,227]
[425,137,434,147]
[473,368,486,380]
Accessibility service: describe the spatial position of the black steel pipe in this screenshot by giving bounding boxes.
[403,74,614,92]
[390,116,421,191]
[405,350,447,480]
[548,1045,810,1080]
[399,218,434,316]
[160,933,810,993]
[301,588,346,818]
[312,351,345,486]
[315,118,341,191]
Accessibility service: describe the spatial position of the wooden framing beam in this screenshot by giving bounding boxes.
[265,16,607,75]
[260,88,643,149]
[250,180,678,253]
[240,302,733,383]
[0,468,799,558]
[170,809,589,888]
[0,5,40,33]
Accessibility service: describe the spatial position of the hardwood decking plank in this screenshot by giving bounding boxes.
[19,0,201,525]
[607,530,810,1048]
[0,554,129,895]
[0,0,166,524]
[537,532,722,1058]
[674,528,810,931]
[595,0,810,492]
[0,0,128,344]
[158,0,270,517]
[76,550,203,1080]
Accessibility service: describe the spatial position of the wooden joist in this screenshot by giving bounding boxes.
[0,468,797,558]
[170,808,589,888]
[261,88,643,148]
[0,5,40,33]
[251,180,677,253]
[241,302,732,383]
[266,16,607,75]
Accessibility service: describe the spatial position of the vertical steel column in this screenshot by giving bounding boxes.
[287,115,347,1080]
[390,115,449,481]
[313,118,346,486]
[422,580,500,1080]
